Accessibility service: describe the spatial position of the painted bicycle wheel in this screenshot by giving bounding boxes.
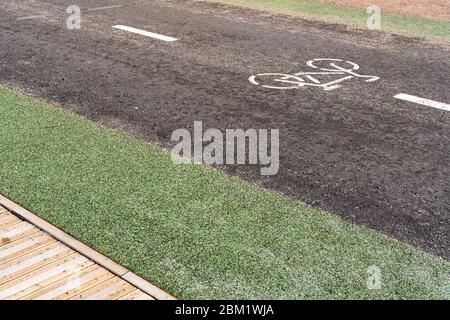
[306,59,360,72]
[249,73,306,90]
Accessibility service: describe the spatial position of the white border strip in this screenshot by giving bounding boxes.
[394,93,450,112]
[0,194,176,300]
[113,25,177,42]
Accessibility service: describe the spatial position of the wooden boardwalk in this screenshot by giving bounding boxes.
[0,205,158,300]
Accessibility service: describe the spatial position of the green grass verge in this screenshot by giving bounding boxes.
[206,0,450,39]
[0,85,448,299]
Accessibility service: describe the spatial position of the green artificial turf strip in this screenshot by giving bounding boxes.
[0,85,449,299]
[207,0,450,39]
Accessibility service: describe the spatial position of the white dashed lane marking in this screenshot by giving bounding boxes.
[112,25,177,42]
[88,5,123,12]
[394,93,450,112]
[16,15,46,21]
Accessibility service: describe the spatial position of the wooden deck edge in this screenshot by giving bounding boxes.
[0,193,177,300]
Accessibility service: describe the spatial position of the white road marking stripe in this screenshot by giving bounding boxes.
[112,25,177,42]
[305,75,320,84]
[16,15,46,21]
[394,93,450,112]
[88,5,123,12]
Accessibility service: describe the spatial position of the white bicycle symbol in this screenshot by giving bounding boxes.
[249,58,380,91]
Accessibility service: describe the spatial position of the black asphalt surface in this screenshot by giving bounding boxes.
[0,0,449,258]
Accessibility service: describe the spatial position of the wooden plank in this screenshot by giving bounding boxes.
[0,217,162,300]
[122,271,176,300]
[0,233,57,265]
[0,219,29,229]
[118,289,140,300]
[0,197,175,300]
[70,277,124,300]
[0,243,74,285]
[120,290,155,300]
[0,219,22,231]
[105,283,137,300]
[55,267,116,300]
[0,213,22,228]
[131,292,155,300]
[0,195,129,276]
[86,280,130,300]
[0,221,31,234]
[0,210,17,219]
[0,242,66,272]
[1,254,94,300]
[0,222,40,246]
[0,252,80,292]
[23,264,103,300]
[0,213,7,222]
